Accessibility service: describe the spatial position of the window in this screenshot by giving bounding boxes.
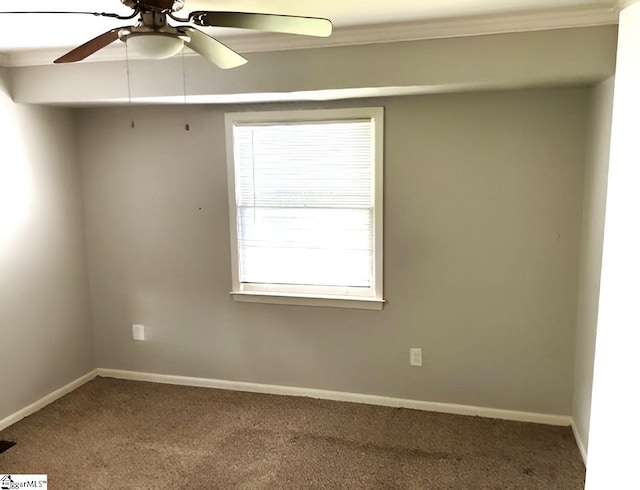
[225,108,384,309]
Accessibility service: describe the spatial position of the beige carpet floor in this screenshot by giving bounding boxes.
[0,377,585,489]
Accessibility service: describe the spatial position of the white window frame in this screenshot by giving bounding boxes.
[225,107,384,310]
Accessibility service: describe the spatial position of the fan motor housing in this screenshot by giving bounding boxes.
[140,11,168,28]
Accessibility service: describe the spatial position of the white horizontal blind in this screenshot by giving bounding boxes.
[233,120,374,288]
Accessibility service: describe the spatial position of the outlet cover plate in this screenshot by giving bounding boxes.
[132,324,145,341]
[410,348,422,367]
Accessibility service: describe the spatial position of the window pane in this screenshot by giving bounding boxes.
[238,207,372,287]
[234,122,372,208]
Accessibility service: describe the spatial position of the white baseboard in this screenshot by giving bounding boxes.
[97,368,572,427]
[571,418,588,465]
[0,369,98,432]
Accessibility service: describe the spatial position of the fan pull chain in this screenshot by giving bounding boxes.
[125,40,134,129]
[181,47,190,131]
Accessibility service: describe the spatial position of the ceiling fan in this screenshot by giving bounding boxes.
[1,0,332,68]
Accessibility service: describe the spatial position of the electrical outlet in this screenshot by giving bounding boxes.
[410,348,422,367]
[132,324,146,341]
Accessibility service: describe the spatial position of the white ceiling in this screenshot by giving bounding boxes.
[0,0,618,56]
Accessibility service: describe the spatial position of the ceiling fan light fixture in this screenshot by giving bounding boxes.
[125,32,185,59]
[12,2,332,66]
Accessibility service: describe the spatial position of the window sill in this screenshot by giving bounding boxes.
[230,291,385,310]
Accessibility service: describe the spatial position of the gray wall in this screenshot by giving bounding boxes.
[586,3,640,483]
[0,69,95,423]
[572,77,614,455]
[78,87,589,415]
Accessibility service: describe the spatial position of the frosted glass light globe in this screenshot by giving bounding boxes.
[126,33,184,59]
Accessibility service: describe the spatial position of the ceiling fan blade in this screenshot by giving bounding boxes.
[54,28,122,63]
[0,11,136,20]
[190,11,332,37]
[182,27,247,69]
[141,0,175,11]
